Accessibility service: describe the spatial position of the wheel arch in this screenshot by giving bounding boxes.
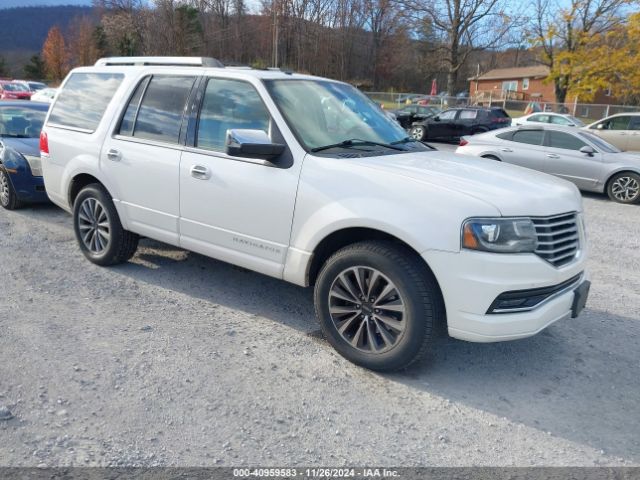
[305,226,447,334]
[68,173,117,208]
[604,168,640,197]
[306,227,441,293]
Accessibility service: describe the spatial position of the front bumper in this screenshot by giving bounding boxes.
[423,247,588,342]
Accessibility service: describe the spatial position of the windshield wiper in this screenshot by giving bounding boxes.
[391,136,436,150]
[310,138,405,153]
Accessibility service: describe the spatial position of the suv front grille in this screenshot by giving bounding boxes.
[532,213,580,267]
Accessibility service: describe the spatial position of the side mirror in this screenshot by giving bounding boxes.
[225,129,285,161]
[580,145,596,156]
[433,116,440,121]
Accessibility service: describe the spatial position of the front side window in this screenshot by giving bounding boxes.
[550,115,571,125]
[578,131,620,153]
[48,73,124,132]
[438,110,457,120]
[131,75,196,144]
[196,78,271,152]
[265,79,409,152]
[528,114,549,123]
[512,130,544,145]
[547,131,587,151]
[601,116,631,130]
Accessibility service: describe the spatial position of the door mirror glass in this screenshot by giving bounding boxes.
[579,145,596,155]
[225,129,285,160]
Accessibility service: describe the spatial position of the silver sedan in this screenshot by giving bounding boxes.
[455,125,640,204]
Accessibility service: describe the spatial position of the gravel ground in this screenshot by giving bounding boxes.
[0,192,638,467]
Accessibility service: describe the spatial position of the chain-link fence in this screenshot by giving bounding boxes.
[365,91,640,124]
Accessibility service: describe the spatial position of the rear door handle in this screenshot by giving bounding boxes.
[190,165,210,180]
[547,153,560,159]
[106,148,121,161]
[500,148,513,152]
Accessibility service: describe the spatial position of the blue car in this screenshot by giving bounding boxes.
[0,101,50,210]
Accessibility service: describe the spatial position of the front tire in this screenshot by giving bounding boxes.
[73,183,139,266]
[607,172,640,204]
[0,166,23,210]
[314,241,443,371]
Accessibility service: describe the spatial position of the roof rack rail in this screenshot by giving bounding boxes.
[267,67,293,75]
[94,57,224,68]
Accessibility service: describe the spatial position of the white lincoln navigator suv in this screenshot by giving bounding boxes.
[41,57,590,371]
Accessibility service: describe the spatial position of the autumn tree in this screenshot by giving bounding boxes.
[550,11,640,103]
[69,16,101,67]
[530,0,632,104]
[42,26,69,83]
[23,55,46,80]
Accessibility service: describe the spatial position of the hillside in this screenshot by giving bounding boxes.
[0,0,90,8]
[0,6,93,52]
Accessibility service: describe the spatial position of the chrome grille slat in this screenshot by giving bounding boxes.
[532,213,580,267]
[536,234,579,246]
[534,226,577,236]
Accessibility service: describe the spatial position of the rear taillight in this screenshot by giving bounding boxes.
[459,138,469,146]
[39,131,49,155]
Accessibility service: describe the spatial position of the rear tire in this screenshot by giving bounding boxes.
[606,172,640,204]
[314,240,443,371]
[410,125,426,141]
[0,166,23,210]
[73,183,139,266]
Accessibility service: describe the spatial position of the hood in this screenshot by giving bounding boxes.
[0,137,40,157]
[351,150,582,217]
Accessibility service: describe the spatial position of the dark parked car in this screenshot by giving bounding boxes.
[390,104,441,129]
[0,101,50,209]
[409,107,511,142]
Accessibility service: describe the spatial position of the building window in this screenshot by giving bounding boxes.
[522,78,529,90]
[605,86,612,96]
[502,80,518,92]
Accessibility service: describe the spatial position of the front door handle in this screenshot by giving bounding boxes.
[547,153,560,159]
[500,148,513,152]
[190,165,210,180]
[106,148,121,161]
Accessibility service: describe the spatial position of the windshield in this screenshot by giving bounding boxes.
[567,115,585,127]
[0,106,47,138]
[578,131,621,153]
[265,79,410,152]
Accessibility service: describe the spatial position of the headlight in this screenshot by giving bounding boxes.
[24,155,43,177]
[462,218,538,253]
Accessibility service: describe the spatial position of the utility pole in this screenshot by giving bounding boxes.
[272,0,279,68]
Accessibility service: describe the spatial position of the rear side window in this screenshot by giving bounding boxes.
[490,109,509,118]
[128,75,196,144]
[547,130,587,150]
[118,76,150,136]
[512,130,544,145]
[459,110,477,119]
[496,131,513,140]
[48,73,124,132]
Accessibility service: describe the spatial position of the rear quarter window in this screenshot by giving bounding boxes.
[48,72,124,132]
